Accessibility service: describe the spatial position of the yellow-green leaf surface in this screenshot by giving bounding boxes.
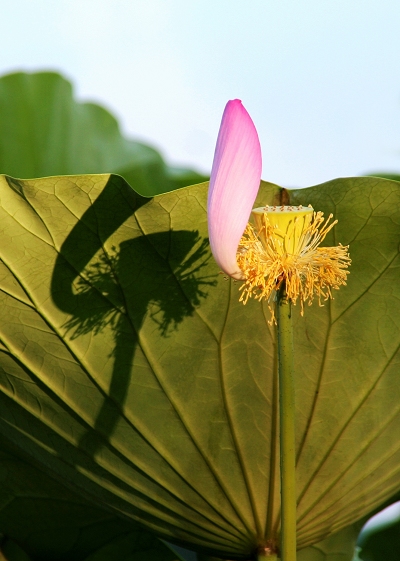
[288,180,400,547]
[0,71,206,195]
[0,174,399,557]
[0,436,180,561]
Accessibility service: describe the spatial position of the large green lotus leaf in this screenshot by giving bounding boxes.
[0,71,207,195]
[0,174,399,557]
[0,436,180,561]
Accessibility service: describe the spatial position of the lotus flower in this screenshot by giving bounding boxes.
[208,100,351,318]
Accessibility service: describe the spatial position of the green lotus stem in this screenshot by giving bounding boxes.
[276,283,296,561]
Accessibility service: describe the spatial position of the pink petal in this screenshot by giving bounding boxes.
[207,99,262,279]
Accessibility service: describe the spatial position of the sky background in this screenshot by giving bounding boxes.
[2,0,400,187]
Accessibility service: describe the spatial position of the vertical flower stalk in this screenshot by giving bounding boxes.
[207,100,350,561]
[276,282,296,561]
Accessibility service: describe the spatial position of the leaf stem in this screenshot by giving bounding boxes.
[276,283,296,561]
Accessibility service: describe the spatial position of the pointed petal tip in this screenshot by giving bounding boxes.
[227,98,242,106]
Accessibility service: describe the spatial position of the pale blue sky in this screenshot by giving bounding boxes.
[2,0,400,187]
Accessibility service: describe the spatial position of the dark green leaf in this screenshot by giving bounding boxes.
[0,540,33,561]
[0,436,179,561]
[0,71,207,195]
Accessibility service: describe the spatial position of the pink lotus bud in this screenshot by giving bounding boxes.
[207,100,262,279]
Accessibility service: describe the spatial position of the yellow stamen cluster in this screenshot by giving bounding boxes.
[236,205,351,321]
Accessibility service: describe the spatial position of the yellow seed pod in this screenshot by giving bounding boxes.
[251,205,314,256]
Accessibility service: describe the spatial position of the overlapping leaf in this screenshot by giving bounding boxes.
[0,174,399,557]
[0,71,207,194]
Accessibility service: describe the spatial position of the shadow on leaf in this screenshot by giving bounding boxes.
[51,177,215,459]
